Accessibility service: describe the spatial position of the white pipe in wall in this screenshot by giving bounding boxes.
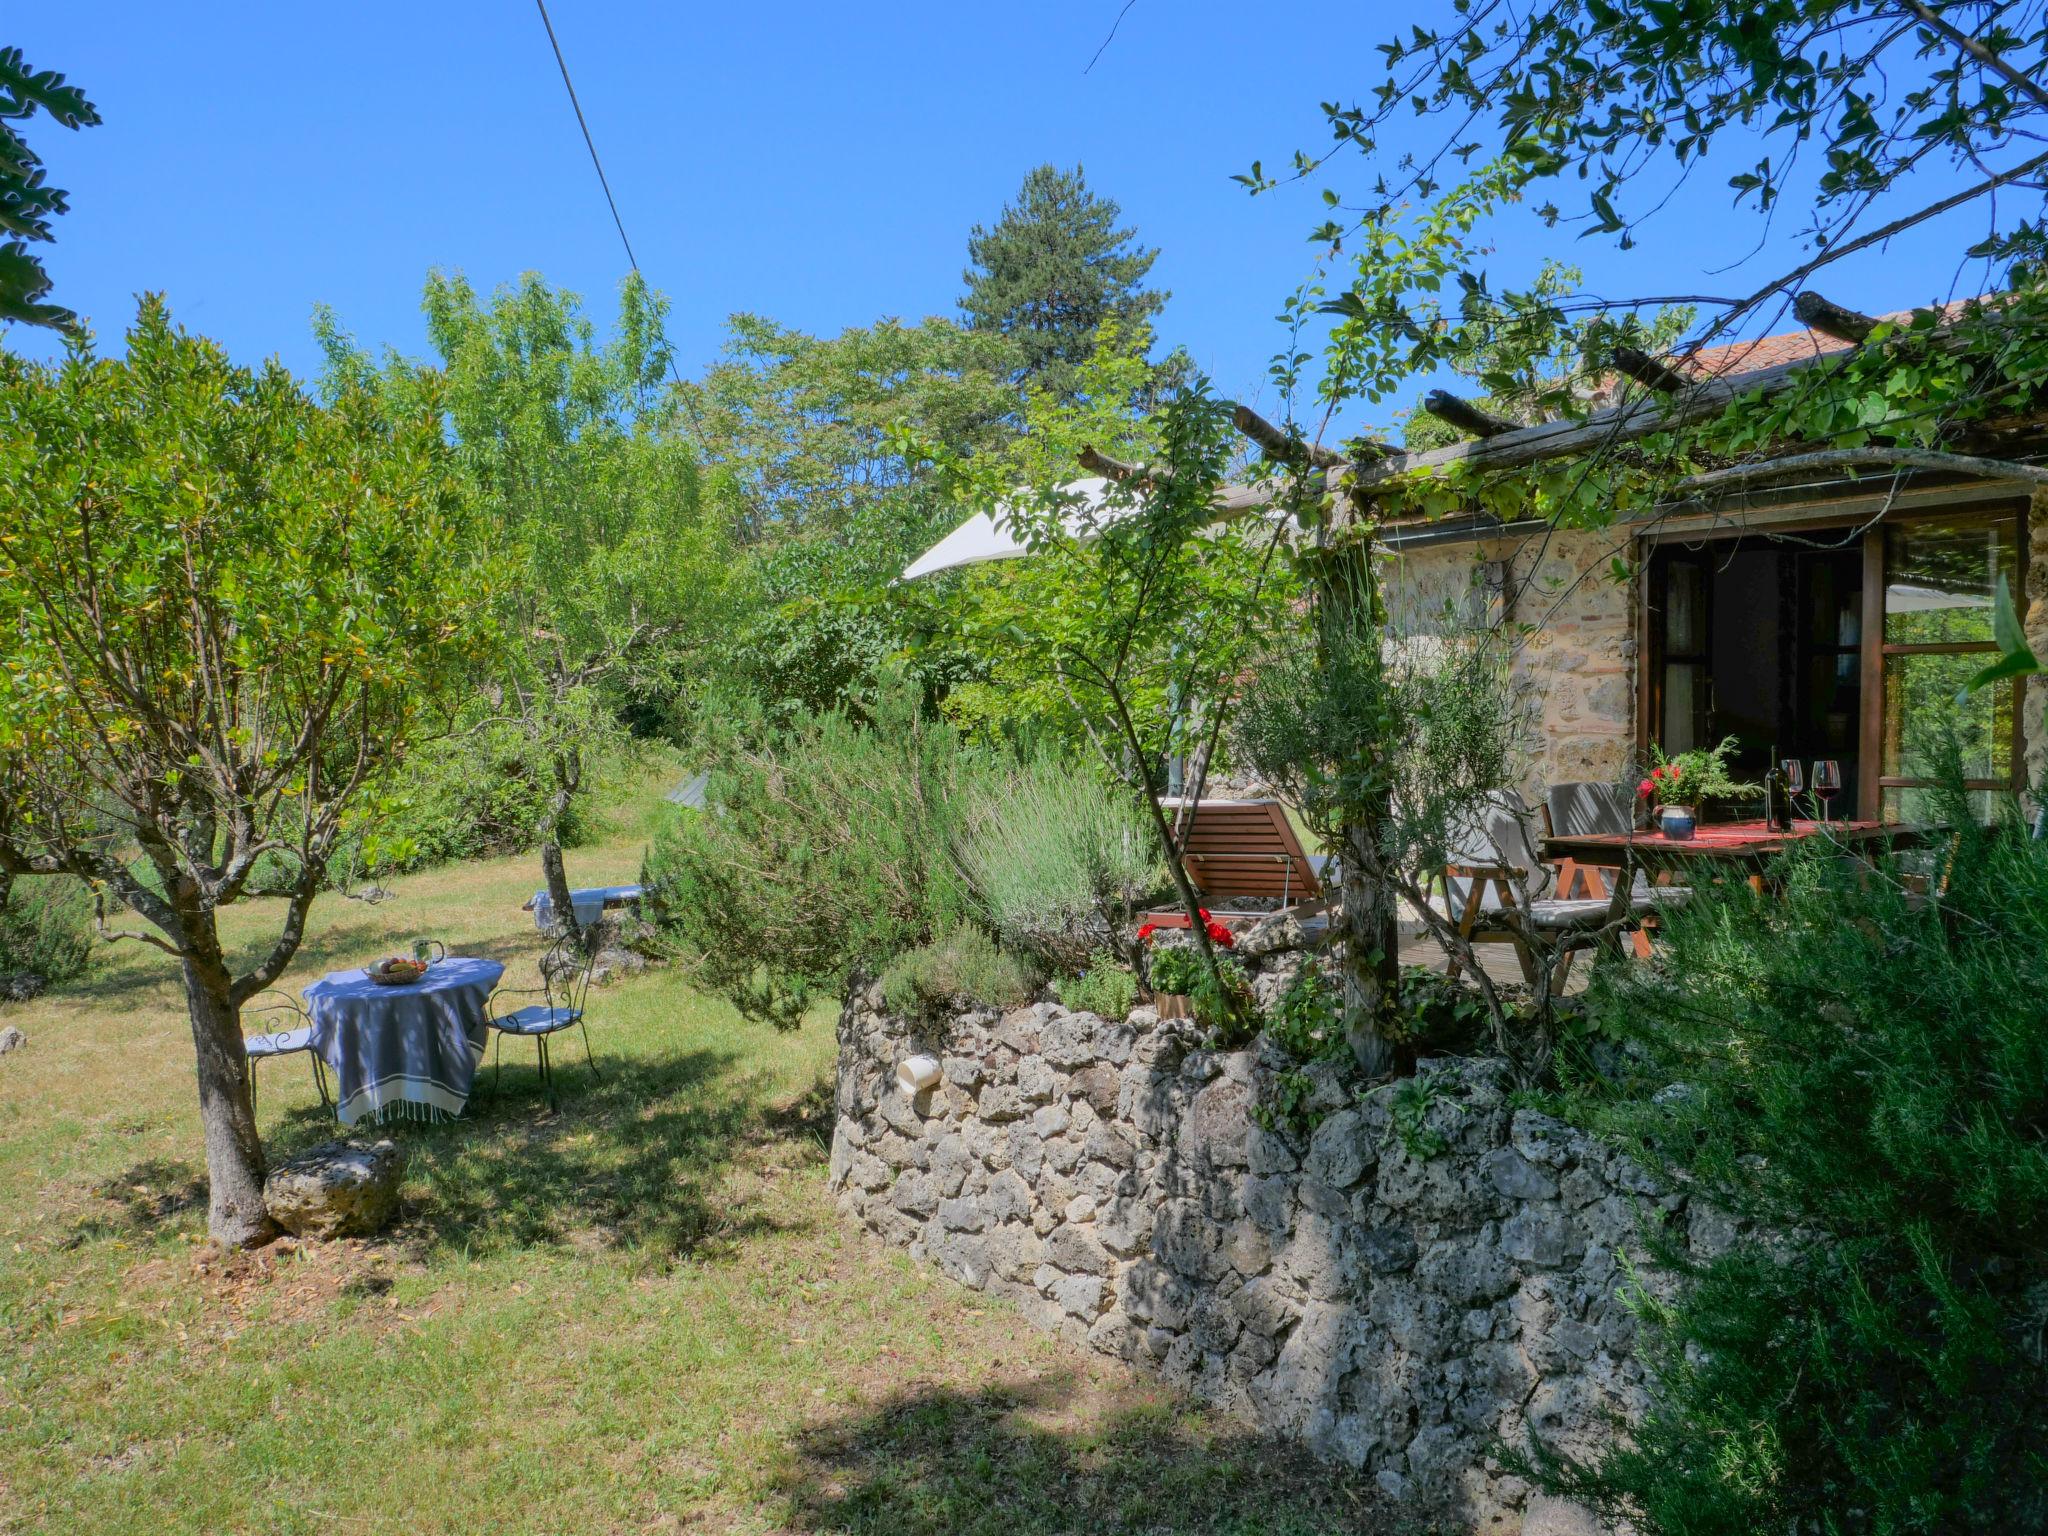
[896,1054,942,1096]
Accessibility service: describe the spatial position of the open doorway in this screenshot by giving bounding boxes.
[1645,535,1866,819]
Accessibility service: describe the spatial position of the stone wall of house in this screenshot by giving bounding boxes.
[1380,526,1637,803]
[830,976,1720,1532]
[2025,489,2048,806]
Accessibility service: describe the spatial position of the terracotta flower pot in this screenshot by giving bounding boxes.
[1154,992,1193,1020]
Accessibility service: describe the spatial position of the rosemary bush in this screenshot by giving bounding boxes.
[1548,799,2048,1532]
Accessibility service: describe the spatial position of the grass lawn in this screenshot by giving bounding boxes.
[0,783,1408,1535]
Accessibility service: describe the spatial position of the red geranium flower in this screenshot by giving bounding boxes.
[1637,778,1656,798]
[1136,922,1157,944]
[1205,920,1235,947]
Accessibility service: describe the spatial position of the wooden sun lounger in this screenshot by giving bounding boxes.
[1142,797,1331,931]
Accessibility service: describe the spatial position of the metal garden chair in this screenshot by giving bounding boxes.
[484,934,600,1110]
[243,988,332,1116]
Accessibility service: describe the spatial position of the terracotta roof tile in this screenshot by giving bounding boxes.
[1682,298,1976,382]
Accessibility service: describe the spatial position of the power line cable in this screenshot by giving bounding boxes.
[532,0,694,405]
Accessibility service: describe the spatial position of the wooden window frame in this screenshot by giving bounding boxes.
[1869,503,2030,811]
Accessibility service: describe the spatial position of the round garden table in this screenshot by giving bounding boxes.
[304,956,505,1126]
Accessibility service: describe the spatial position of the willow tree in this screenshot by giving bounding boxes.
[321,272,736,944]
[0,300,486,1245]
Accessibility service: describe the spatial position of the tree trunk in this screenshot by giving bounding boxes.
[1339,816,1401,1075]
[1312,529,1402,1076]
[538,773,584,951]
[181,953,276,1248]
[539,837,583,950]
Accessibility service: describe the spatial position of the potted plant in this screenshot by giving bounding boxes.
[1636,737,1758,840]
[1137,911,1236,1017]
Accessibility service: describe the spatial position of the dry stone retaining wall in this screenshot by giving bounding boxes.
[830,983,1722,1531]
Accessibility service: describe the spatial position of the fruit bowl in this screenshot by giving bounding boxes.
[366,956,428,986]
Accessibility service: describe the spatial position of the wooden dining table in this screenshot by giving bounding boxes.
[1541,818,1938,933]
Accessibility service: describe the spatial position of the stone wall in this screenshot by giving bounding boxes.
[1380,526,1637,803]
[831,982,1721,1531]
[2024,488,2048,807]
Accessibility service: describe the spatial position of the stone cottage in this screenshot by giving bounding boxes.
[1367,302,2045,822]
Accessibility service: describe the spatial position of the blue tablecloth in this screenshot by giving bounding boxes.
[305,957,504,1125]
[529,883,643,932]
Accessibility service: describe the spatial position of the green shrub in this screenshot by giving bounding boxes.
[1266,964,1346,1061]
[1540,813,2048,1532]
[879,925,1038,1020]
[955,754,1164,973]
[1196,957,1258,1045]
[644,682,981,1026]
[1054,951,1139,1019]
[1145,943,1203,995]
[1384,965,1492,1054]
[0,874,94,983]
[240,716,601,894]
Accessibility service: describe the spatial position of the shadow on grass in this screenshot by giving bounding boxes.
[769,1373,1410,1536]
[64,1157,207,1247]
[268,1040,823,1265]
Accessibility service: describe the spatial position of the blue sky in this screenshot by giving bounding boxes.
[9,2,2002,438]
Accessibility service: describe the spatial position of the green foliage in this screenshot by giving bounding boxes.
[0,874,92,983]
[361,715,601,875]
[689,314,1020,722]
[1638,735,1758,808]
[0,297,488,929]
[880,925,1039,1022]
[0,47,101,331]
[1307,3,2046,268]
[1053,953,1139,1020]
[1235,591,1524,890]
[1397,260,1694,450]
[1193,957,1258,1046]
[1546,815,2048,1532]
[1144,944,1204,995]
[1382,966,1493,1053]
[955,754,1163,973]
[960,164,1170,398]
[641,683,981,1027]
[1265,964,1345,1062]
[318,272,738,864]
[1250,1067,1325,1138]
[1385,1076,1460,1161]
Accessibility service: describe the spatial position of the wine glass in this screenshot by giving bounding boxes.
[1812,760,1842,823]
[1781,759,1805,823]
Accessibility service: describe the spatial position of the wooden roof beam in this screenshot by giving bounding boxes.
[1612,344,1692,394]
[1422,389,1521,439]
[1793,290,1879,345]
[1079,445,1150,484]
[1229,402,1396,470]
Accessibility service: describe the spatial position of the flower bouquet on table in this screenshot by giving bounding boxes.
[1636,737,1758,840]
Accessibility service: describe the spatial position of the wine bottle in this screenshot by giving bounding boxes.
[1764,747,1790,832]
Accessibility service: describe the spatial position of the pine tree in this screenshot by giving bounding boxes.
[960,164,1168,396]
[0,48,100,332]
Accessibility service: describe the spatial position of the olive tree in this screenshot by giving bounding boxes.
[0,299,488,1246]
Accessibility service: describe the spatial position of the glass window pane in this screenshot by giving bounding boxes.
[1884,515,2019,645]
[1881,654,2013,781]
[1882,786,2004,826]
[1661,662,1705,752]
[1664,562,1705,653]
